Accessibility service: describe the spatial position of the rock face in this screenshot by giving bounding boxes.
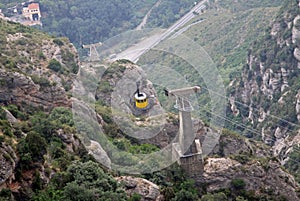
[202,158,299,201]
[0,143,18,189]
[86,140,111,168]
[0,69,70,110]
[116,176,163,201]
[229,0,300,166]
[1,23,79,111]
[201,131,300,201]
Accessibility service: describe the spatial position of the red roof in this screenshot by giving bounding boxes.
[28,3,39,10]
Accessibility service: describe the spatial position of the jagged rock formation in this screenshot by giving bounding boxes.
[116,176,163,201]
[202,130,300,200]
[0,19,78,110]
[0,144,18,188]
[229,0,300,168]
[0,69,70,110]
[203,158,299,201]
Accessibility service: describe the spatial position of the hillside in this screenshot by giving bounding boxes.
[0,19,167,200]
[229,0,300,183]
[1,17,299,200]
[183,0,282,84]
[32,0,195,49]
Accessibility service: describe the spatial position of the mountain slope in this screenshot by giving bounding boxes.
[229,0,300,182]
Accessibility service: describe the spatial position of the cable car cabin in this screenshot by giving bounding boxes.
[134,92,148,109]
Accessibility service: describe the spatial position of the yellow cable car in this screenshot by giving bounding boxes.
[134,92,148,109]
[134,81,148,109]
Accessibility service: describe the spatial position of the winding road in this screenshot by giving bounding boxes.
[113,0,207,62]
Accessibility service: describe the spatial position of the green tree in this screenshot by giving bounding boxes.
[61,161,127,201]
[48,59,62,72]
[231,178,246,190]
[49,107,74,127]
[17,131,47,170]
[0,188,12,201]
[63,182,97,201]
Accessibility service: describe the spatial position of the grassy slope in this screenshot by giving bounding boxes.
[184,6,280,84]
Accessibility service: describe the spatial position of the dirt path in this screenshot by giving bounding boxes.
[136,0,162,30]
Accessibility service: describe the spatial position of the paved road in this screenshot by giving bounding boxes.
[113,0,207,62]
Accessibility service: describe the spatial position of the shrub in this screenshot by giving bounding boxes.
[16,38,27,46]
[6,104,27,120]
[231,178,246,190]
[61,161,127,201]
[200,192,228,201]
[172,189,198,201]
[162,187,175,201]
[53,38,64,46]
[17,131,47,168]
[129,193,142,201]
[31,75,51,87]
[0,135,4,144]
[0,188,12,199]
[48,59,62,72]
[38,51,46,60]
[32,171,43,192]
[0,107,6,120]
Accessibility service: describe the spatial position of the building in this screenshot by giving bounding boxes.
[22,2,41,21]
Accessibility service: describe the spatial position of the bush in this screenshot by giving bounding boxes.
[231,178,246,190]
[0,188,12,200]
[32,171,43,192]
[172,189,198,201]
[0,107,6,120]
[6,104,27,120]
[0,135,5,144]
[129,193,142,201]
[17,131,47,167]
[48,59,62,72]
[53,38,64,46]
[49,107,74,127]
[162,187,175,201]
[200,192,228,201]
[38,51,46,60]
[31,75,51,87]
[60,161,127,201]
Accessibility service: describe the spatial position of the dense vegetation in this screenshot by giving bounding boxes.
[2,0,197,50]
[33,161,127,201]
[146,0,195,28]
[38,0,157,47]
[0,0,23,10]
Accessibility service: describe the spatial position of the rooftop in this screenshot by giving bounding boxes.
[28,3,40,10]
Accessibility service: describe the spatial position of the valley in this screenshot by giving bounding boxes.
[0,0,299,200]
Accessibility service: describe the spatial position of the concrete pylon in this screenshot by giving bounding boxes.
[166,86,204,178]
[82,42,102,62]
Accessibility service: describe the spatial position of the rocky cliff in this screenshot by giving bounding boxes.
[202,130,300,200]
[229,0,300,180]
[0,19,78,110]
